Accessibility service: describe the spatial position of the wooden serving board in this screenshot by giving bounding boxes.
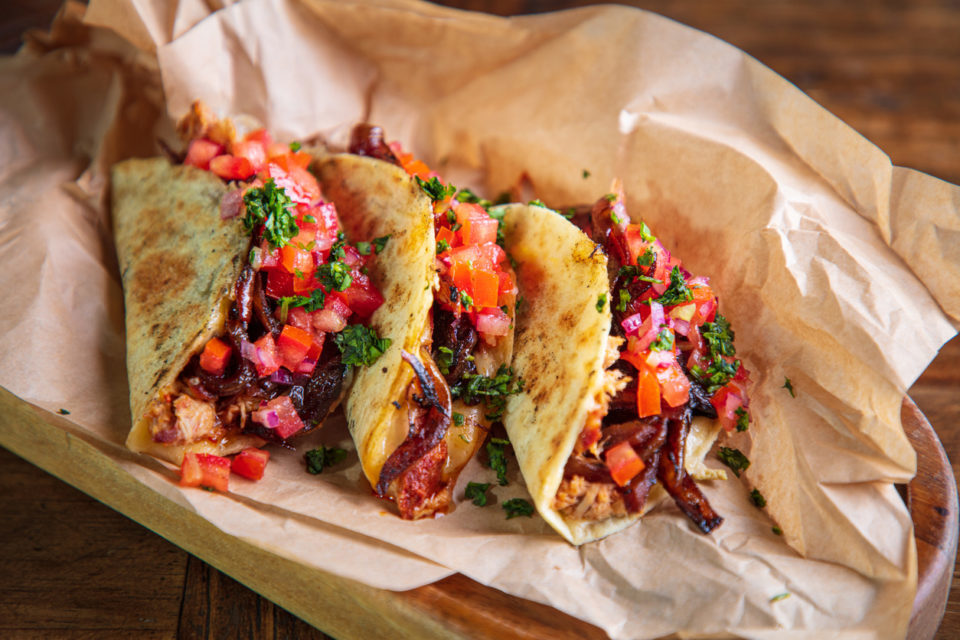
[0,387,955,639]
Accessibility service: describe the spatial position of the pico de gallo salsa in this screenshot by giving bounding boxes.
[557,187,751,533]
[349,124,522,519]
[154,103,390,491]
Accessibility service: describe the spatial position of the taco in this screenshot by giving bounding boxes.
[314,125,521,519]
[113,103,391,471]
[499,189,751,545]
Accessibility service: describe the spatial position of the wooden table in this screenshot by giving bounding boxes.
[1,1,958,638]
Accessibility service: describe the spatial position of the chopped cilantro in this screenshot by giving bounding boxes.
[303,214,317,224]
[451,222,462,232]
[636,245,655,266]
[334,324,391,367]
[243,179,299,249]
[750,488,766,508]
[582,169,591,179]
[735,407,750,432]
[650,326,674,351]
[772,526,783,536]
[452,365,523,422]
[717,447,750,478]
[610,211,622,225]
[486,437,510,485]
[596,293,607,312]
[603,193,617,202]
[415,175,456,202]
[770,593,791,603]
[355,233,390,256]
[437,239,450,253]
[305,446,347,474]
[446,210,457,225]
[656,265,693,306]
[57,408,70,415]
[317,259,352,292]
[455,188,492,208]
[638,222,656,242]
[528,198,546,207]
[562,208,576,220]
[783,377,796,397]
[436,346,454,375]
[689,313,739,393]
[616,289,631,312]
[459,290,474,309]
[289,141,302,152]
[278,288,326,314]
[502,498,534,519]
[465,482,491,506]
[453,412,465,426]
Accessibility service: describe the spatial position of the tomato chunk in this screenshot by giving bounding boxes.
[470,269,499,309]
[604,441,645,487]
[277,324,313,371]
[184,139,223,170]
[198,337,232,376]
[656,361,690,407]
[180,453,230,492]
[231,448,270,481]
[209,154,255,180]
[635,364,662,417]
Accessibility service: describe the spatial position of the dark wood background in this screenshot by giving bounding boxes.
[1,1,958,638]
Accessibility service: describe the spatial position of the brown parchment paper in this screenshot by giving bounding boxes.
[2,0,958,638]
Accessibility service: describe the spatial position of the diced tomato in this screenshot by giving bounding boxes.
[180,453,230,492]
[623,225,651,265]
[341,274,384,318]
[470,269,499,309]
[604,441,645,487]
[311,308,347,333]
[635,364,661,417]
[341,245,363,268]
[273,150,312,171]
[252,396,305,440]
[263,164,320,205]
[711,382,747,432]
[656,361,690,407]
[266,142,290,160]
[264,269,295,298]
[475,307,511,337]
[297,336,324,374]
[292,270,321,295]
[279,245,314,276]
[497,270,517,307]
[436,226,457,253]
[477,242,507,268]
[231,140,267,173]
[252,333,281,377]
[286,307,312,332]
[277,324,313,371]
[325,293,353,320]
[209,154,255,180]
[231,448,270,481]
[458,211,498,246]
[198,337,232,376]
[244,128,274,148]
[184,139,223,170]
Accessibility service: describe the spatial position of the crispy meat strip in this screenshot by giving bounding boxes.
[375,350,452,499]
[657,406,723,533]
[431,306,478,384]
[349,124,400,164]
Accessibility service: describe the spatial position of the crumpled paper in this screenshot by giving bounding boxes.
[1,0,957,638]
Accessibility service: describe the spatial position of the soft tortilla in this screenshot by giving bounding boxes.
[112,158,262,464]
[500,203,723,545]
[316,154,436,488]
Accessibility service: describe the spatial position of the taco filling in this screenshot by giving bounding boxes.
[348,125,521,519]
[136,104,390,454]
[556,188,751,533]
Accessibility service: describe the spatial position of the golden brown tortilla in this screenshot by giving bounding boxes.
[316,154,436,488]
[500,203,723,545]
[112,158,262,463]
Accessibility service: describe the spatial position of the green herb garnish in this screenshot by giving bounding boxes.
[416,175,456,202]
[278,287,326,314]
[459,291,474,309]
[242,179,299,249]
[596,293,607,312]
[502,498,534,519]
[486,437,511,486]
[58,408,70,415]
[717,447,750,478]
[689,313,740,393]
[735,407,750,432]
[355,234,391,256]
[436,346,455,375]
[437,239,450,253]
[455,188,492,208]
[650,327,674,351]
[452,365,523,422]
[528,198,546,207]
[452,412,465,426]
[783,377,796,397]
[656,265,693,306]
[582,169,591,179]
[770,593,791,603]
[465,482,491,506]
[334,324,391,367]
[289,141,302,152]
[772,526,783,536]
[317,259,352,292]
[750,488,766,508]
[305,446,347,474]
[616,289,631,312]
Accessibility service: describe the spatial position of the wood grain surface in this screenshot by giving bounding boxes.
[1,1,959,639]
